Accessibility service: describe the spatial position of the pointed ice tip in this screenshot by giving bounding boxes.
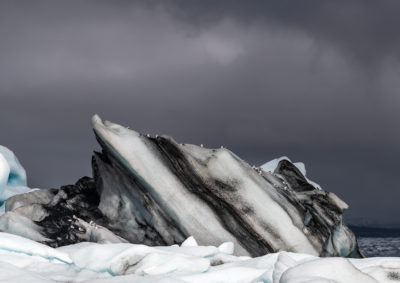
[91,114,102,127]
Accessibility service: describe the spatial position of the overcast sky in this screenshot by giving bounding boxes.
[1,0,400,227]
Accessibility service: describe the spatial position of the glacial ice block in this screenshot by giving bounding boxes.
[0,146,27,187]
[90,115,361,257]
[2,115,361,259]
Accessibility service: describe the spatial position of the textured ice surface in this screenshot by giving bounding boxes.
[0,137,396,282]
[0,212,49,242]
[0,118,359,258]
[0,117,360,257]
[87,115,360,258]
[0,233,395,282]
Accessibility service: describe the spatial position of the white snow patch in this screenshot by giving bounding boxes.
[0,233,394,282]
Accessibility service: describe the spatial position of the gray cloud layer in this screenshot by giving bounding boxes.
[1,0,400,226]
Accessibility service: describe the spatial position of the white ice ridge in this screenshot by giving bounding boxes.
[0,233,396,282]
[261,156,322,189]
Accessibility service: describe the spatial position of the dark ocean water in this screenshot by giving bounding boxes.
[350,226,400,257]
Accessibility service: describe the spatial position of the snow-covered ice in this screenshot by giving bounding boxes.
[0,139,398,282]
[90,115,358,257]
[0,232,396,282]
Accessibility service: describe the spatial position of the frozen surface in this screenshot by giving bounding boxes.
[0,139,397,282]
[0,146,32,210]
[89,115,358,257]
[0,233,395,282]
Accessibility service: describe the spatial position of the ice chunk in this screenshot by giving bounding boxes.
[61,242,210,276]
[5,189,55,212]
[0,154,10,198]
[89,115,359,258]
[261,156,322,189]
[0,118,360,262]
[0,212,49,242]
[272,252,299,282]
[181,236,198,247]
[73,217,129,244]
[0,146,27,187]
[1,186,35,204]
[261,156,292,173]
[0,146,32,212]
[279,257,378,283]
[129,252,210,276]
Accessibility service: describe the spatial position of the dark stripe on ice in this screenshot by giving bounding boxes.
[153,136,275,256]
[93,133,188,245]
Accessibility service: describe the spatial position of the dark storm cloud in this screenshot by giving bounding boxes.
[163,0,400,67]
[0,1,400,226]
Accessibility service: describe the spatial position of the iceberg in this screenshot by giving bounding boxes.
[1,116,400,282]
[1,115,360,258]
[89,115,360,257]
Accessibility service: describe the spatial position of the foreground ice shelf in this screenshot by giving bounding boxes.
[0,232,395,283]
